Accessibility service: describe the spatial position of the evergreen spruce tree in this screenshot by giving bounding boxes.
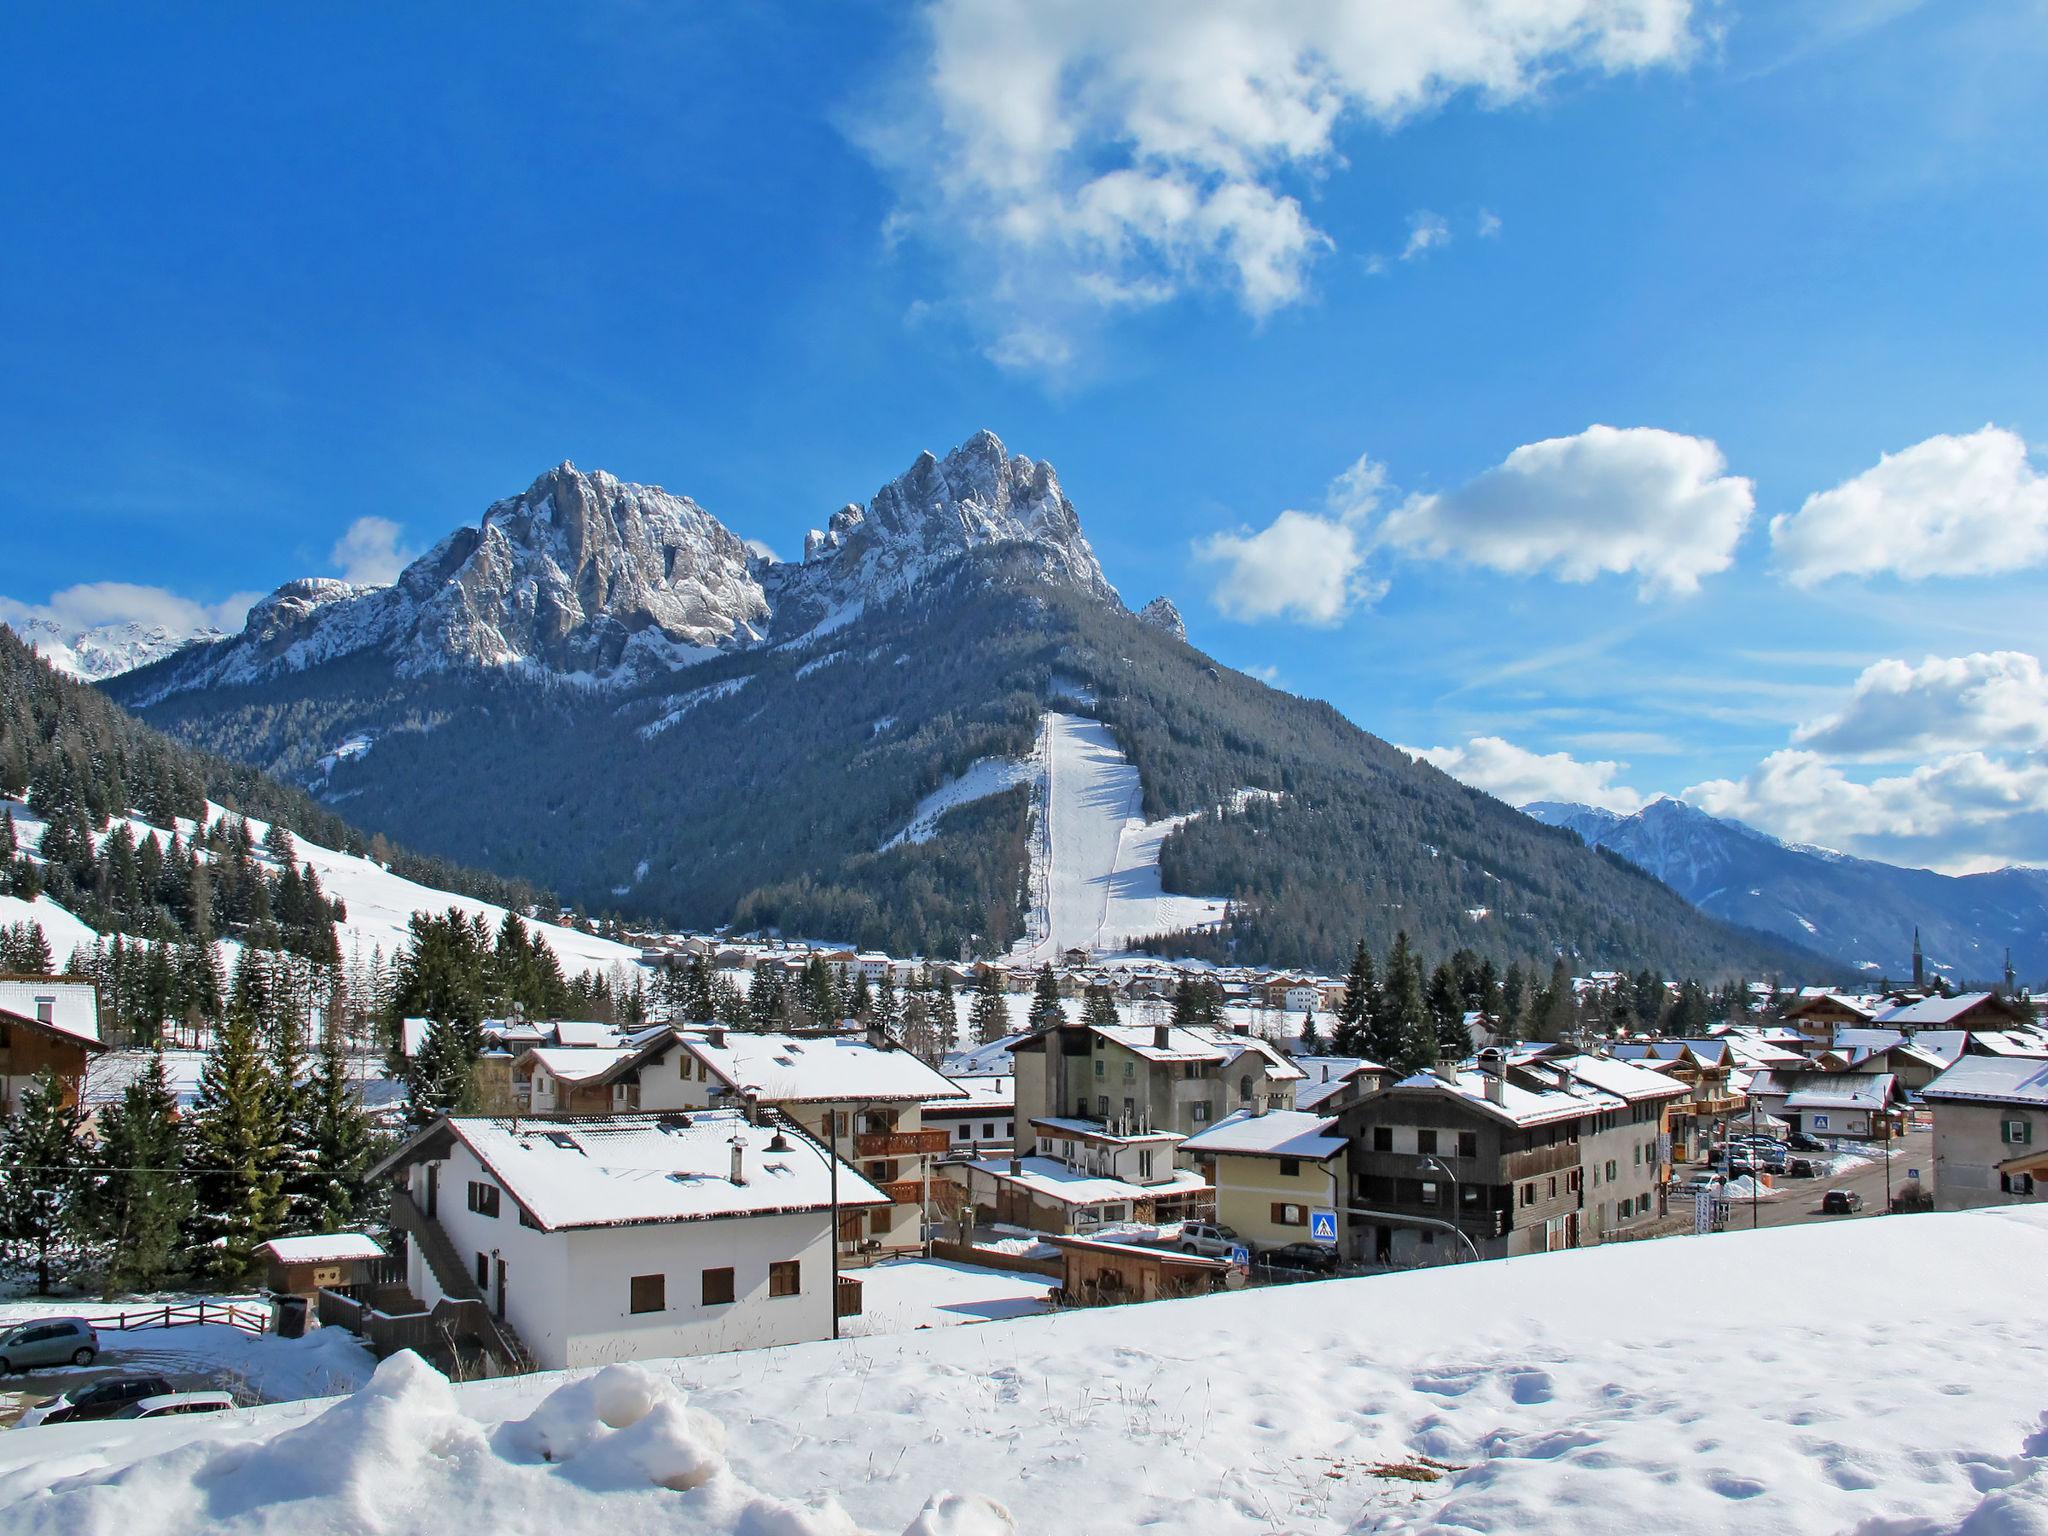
[1082,985,1120,1030]
[1331,940,1377,1057]
[301,1015,378,1231]
[710,973,748,1027]
[1366,934,1422,1065]
[1296,1006,1320,1052]
[1027,965,1065,1030]
[1426,961,1468,1057]
[872,969,899,1034]
[85,1046,191,1297]
[849,971,873,1023]
[1501,962,1529,1038]
[0,1069,89,1293]
[188,995,289,1283]
[1378,934,1434,1076]
[971,984,1011,1044]
[1528,957,1578,1044]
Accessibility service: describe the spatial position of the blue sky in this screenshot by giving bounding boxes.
[5,2,2047,872]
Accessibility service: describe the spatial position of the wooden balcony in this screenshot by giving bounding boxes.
[855,1129,950,1157]
[835,1275,863,1319]
[875,1178,928,1205]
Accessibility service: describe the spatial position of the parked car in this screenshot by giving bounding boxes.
[14,1375,174,1429]
[1787,1132,1827,1153]
[1725,1153,1762,1177]
[1821,1188,1864,1214]
[107,1392,236,1421]
[0,1319,98,1373]
[1257,1242,1342,1276]
[1678,1172,1726,1196]
[1177,1221,1241,1258]
[1784,1157,1818,1179]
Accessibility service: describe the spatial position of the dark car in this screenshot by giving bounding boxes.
[1787,1132,1827,1153]
[1821,1188,1864,1214]
[14,1375,175,1429]
[1784,1157,1818,1179]
[1257,1242,1342,1276]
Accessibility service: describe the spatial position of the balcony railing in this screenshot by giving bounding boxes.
[875,1178,928,1205]
[854,1129,950,1157]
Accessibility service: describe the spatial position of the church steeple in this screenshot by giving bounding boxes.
[1912,927,1924,989]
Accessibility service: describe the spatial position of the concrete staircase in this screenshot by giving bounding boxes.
[389,1185,535,1374]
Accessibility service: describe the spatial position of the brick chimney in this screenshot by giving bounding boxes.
[1477,1048,1507,1106]
[1154,1022,1171,1050]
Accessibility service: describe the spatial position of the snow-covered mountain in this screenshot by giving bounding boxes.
[1525,797,2048,984]
[5,614,224,681]
[1137,596,1187,640]
[765,430,1118,642]
[130,431,1116,699]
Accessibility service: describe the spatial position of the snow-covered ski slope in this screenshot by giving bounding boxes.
[4,797,641,978]
[1013,712,1237,962]
[885,711,1251,961]
[9,1205,2048,1535]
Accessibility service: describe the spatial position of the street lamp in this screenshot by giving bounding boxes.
[1419,1155,1467,1261]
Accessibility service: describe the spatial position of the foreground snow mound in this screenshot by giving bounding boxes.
[11,1351,1009,1536]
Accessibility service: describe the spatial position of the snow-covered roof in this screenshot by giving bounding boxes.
[552,1021,627,1048]
[1969,1031,2048,1058]
[1181,1109,1344,1161]
[944,1035,1025,1078]
[1385,1063,1622,1129]
[1030,1116,1182,1145]
[1875,992,2011,1027]
[522,1046,638,1084]
[1781,1073,1899,1112]
[1922,1055,2048,1108]
[680,1029,966,1104]
[0,977,103,1050]
[1548,1052,1692,1104]
[969,1156,1207,1209]
[259,1233,386,1264]
[1834,1027,1907,1054]
[398,1110,889,1231]
[1087,1024,1305,1080]
[927,1076,1012,1111]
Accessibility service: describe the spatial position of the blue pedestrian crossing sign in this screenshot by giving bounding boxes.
[1309,1208,1338,1246]
[1228,1244,1252,1271]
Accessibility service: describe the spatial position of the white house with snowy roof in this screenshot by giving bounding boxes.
[372,1108,888,1370]
[1922,1055,2048,1211]
[1010,1020,1305,1147]
[1182,1108,1346,1249]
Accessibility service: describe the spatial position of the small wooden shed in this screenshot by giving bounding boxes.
[1044,1234,1233,1307]
[258,1232,388,1299]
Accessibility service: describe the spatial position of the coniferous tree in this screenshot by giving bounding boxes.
[1331,940,1377,1057]
[1427,961,1468,1057]
[1366,933,1423,1065]
[1296,1006,1320,1052]
[188,995,289,1282]
[1082,985,1120,1030]
[85,1047,191,1296]
[971,984,1011,1044]
[301,1015,378,1231]
[0,1069,89,1293]
[1027,965,1065,1030]
[1378,934,1434,1076]
[711,973,748,1027]
[1529,957,1578,1044]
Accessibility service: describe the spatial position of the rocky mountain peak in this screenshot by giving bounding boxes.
[1138,596,1186,640]
[770,430,1119,638]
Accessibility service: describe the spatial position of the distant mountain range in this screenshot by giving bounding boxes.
[8,614,227,682]
[90,431,1822,979]
[1523,797,2048,986]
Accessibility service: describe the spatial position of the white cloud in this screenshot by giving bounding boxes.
[1379,424,1755,596]
[1196,509,1368,625]
[865,0,1699,370]
[1401,210,1452,261]
[1408,735,1646,813]
[1476,208,1504,238]
[1685,748,2048,871]
[1769,425,2048,585]
[1796,651,2048,757]
[0,582,258,638]
[329,516,416,587]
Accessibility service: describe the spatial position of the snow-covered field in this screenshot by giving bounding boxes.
[841,1259,1054,1337]
[8,1207,2046,1534]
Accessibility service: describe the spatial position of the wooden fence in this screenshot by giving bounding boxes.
[76,1301,271,1337]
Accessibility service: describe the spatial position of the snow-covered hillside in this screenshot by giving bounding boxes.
[3,614,224,681]
[7,1207,2045,1534]
[5,797,641,978]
